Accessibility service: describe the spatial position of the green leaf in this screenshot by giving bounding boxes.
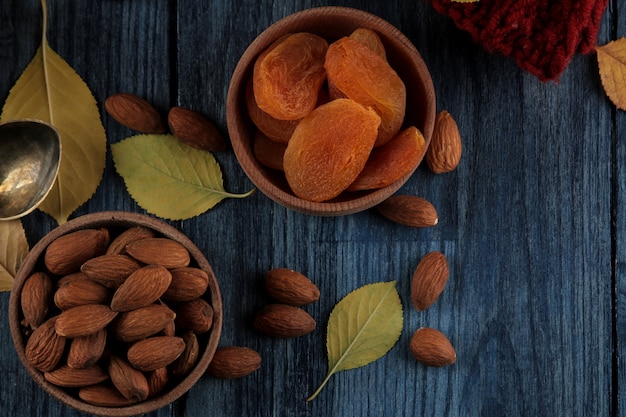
[0,0,107,225]
[0,220,30,292]
[308,281,403,401]
[111,134,255,220]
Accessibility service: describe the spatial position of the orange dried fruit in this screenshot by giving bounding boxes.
[349,28,386,60]
[348,126,426,191]
[325,37,406,147]
[253,32,328,121]
[245,78,300,144]
[253,131,287,171]
[283,98,381,202]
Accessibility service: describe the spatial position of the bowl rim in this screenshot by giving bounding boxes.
[8,211,223,416]
[227,6,437,216]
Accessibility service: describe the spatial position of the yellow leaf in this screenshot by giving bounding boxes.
[596,38,626,111]
[0,220,29,292]
[0,0,106,224]
[111,134,254,220]
[308,281,403,401]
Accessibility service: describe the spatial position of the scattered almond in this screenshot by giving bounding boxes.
[167,106,227,151]
[265,268,320,306]
[411,251,449,311]
[410,327,456,367]
[20,272,52,329]
[425,110,462,174]
[207,346,261,379]
[105,92,165,134]
[253,303,316,338]
[376,195,438,228]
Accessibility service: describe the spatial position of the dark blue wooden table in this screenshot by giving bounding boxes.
[0,1,623,416]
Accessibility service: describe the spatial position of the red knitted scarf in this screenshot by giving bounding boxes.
[428,0,609,81]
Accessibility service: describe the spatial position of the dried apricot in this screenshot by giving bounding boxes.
[349,28,386,60]
[253,131,286,171]
[283,98,381,202]
[246,78,300,144]
[347,126,426,192]
[325,37,406,147]
[253,32,328,121]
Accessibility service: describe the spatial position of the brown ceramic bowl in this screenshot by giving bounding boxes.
[9,211,222,416]
[227,6,436,216]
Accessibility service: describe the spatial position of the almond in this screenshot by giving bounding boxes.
[425,110,462,174]
[56,271,90,287]
[127,336,186,371]
[79,384,138,407]
[253,304,316,338]
[207,346,261,379]
[24,316,66,372]
[170,331,199,376]
[67,328,107,368]
[53,279,110,310]
[110,265,172,312]
[44,228,110,275]
[54,304,118,338]
[80,254,143,288]
[111,303,176,342]
[124,238,191,269]
[174,298,214,334]
[376,195,438,228]
[108,355,150,402]
[20,272,53,329]
[410,327,456,367]
[105,93,164,134]
[168,106,227,151]
[106,225,156,255]
[264,268,320,306]
[44,365,108,387]
[162,267,209,302]
[147,367,169,398]
[411,251,449,311]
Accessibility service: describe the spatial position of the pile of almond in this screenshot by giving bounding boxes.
[19,226,215,407]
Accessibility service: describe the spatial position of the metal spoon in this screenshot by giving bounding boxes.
[0,120,61,221]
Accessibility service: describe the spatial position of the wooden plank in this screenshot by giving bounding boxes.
[0,1,174,416]
[176,1,614,416]
[614,0,626,415]
[0,1,617,416]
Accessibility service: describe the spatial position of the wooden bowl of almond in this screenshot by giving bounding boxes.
[227,6,436,216]
[8,211,222,416]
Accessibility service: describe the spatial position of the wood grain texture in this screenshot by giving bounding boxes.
[0,0,621,416]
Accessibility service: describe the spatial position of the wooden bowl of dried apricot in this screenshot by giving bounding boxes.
[227,6,436,216]
[9,211,222,416]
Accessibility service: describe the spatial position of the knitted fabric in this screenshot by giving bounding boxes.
[428,0,608,81]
